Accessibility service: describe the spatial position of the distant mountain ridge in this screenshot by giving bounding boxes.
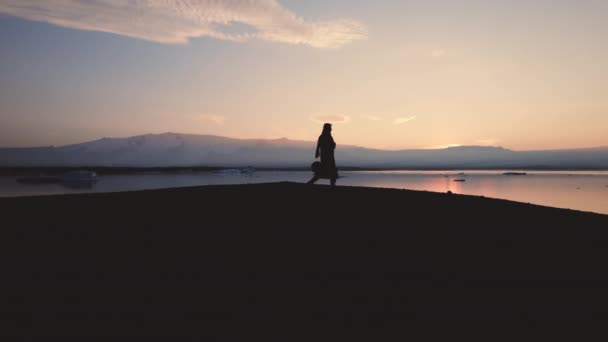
[1,132,607,169]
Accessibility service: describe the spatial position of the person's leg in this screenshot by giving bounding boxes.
[307,176,319,184]
[330,165,337,187]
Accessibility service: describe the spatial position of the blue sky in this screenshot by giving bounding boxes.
[1,1,607,150]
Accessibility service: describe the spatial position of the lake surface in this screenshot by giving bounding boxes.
[1,170,607,215]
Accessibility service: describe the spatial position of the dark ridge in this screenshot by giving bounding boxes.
[3,182,608,337]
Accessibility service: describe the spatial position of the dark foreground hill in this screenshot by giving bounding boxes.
[3,182,608,338]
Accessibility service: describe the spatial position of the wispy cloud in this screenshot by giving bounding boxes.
[310,114,351,124]
[196,114,225,126]
[393,116,416,125]
[431,48,446,57]
[0,0,366,48]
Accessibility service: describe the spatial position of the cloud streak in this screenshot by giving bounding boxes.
[196,114,225,125]
[310,114,351,124]
[0,0,366,48]
[394,116,416,125]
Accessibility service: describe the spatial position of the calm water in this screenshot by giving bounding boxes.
[1,170,607,215]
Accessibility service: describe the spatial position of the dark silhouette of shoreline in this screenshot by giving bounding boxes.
[2,165,608,177]
[3,182,608,337]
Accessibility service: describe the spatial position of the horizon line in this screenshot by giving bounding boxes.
[1,131,607,152]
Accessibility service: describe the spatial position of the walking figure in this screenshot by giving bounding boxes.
[307,123,338,186]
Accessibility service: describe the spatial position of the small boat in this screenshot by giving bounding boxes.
[60,170,98,188]
[61,170,98,183]
[16,170,99,186]
[453,179,466,182]
[214,167,256,174]
[240,166,256,174]
[503,172,527,176]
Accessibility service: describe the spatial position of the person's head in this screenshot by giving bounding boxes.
[322,123,332,135]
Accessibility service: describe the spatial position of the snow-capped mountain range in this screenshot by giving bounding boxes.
[1,132,607,169]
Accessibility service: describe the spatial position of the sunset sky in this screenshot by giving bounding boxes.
[0,0,607,150]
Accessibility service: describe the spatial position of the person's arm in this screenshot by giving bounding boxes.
[315,137,321,158]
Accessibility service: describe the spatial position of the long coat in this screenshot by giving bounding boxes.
[315,134,338,179]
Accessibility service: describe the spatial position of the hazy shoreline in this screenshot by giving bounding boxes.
[2,165,608,176]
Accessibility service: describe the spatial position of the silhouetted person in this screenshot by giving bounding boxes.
[307,123,338,186]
